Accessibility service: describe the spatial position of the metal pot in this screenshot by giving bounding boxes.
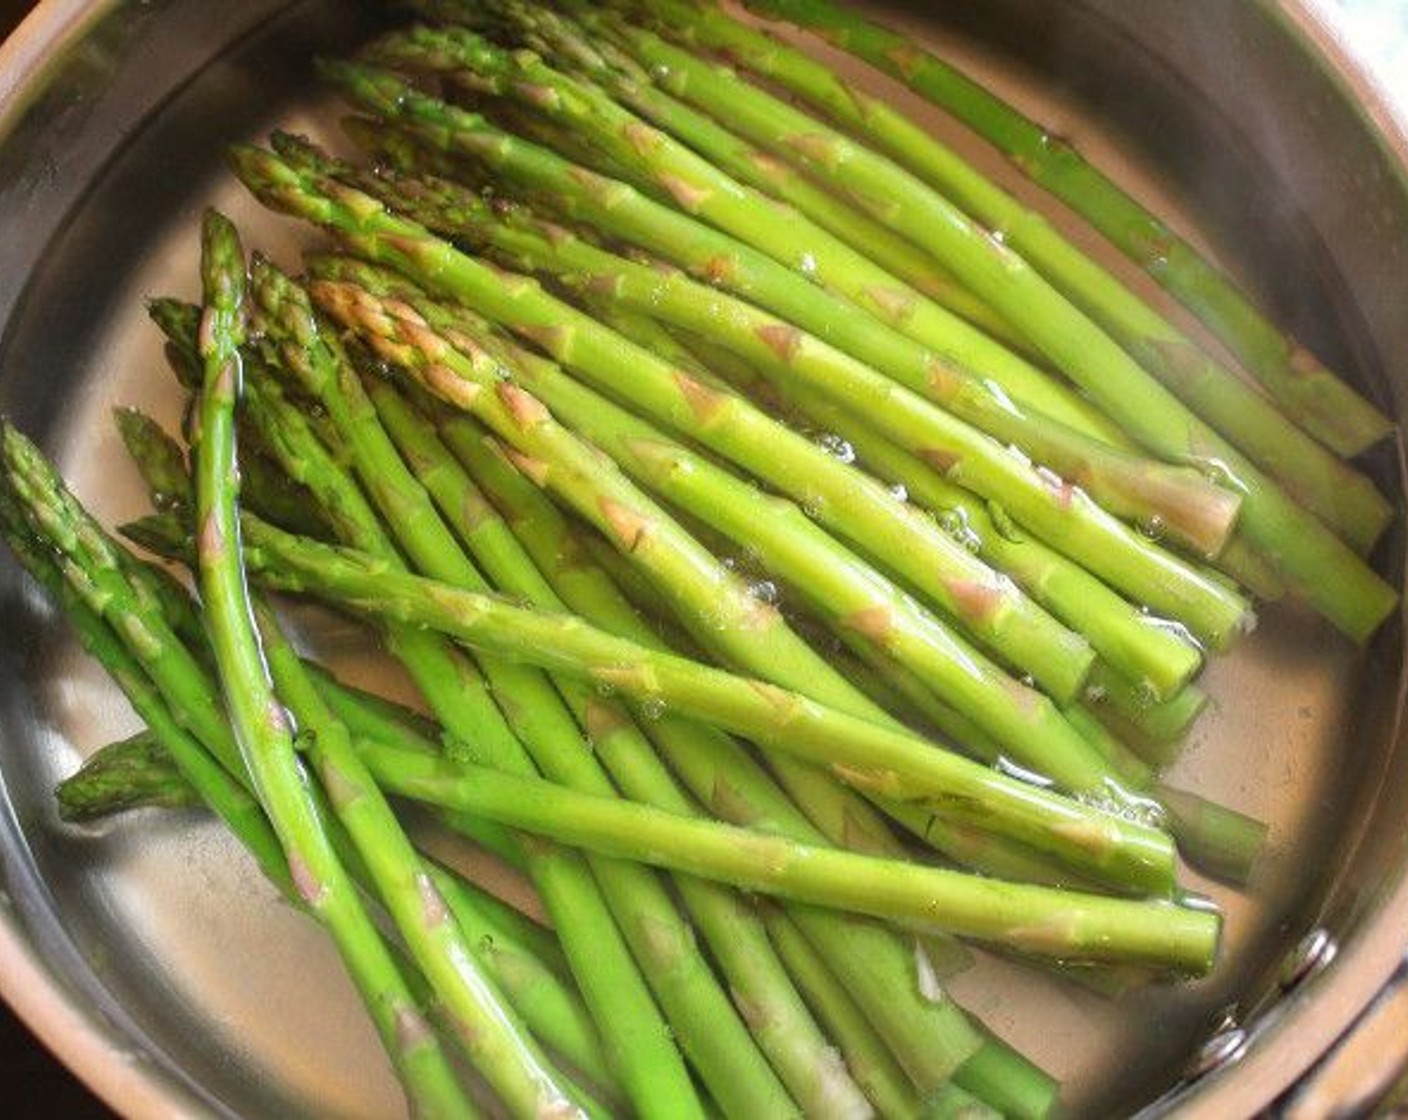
[0,1,1404,1116]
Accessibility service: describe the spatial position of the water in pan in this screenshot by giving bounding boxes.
[0,0,1390,1116]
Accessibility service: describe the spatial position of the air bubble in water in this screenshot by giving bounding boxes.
[814,432,856,464]
[749,578,780,605]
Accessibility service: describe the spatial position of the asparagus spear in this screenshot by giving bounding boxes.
[300,274,1183,883]
[54,730,201,820]
[238,509,1178,894]
[429,414,1064,1111]
[246,139,1251,672]
[364,278,1124,798]
[290,129,1112,699]
[189,211,483,1120]
[311,372,1263,881]
[590,17,1398,639]
[340,736,1223,973]
[55,717,618,1099]
[251,259,799,1119]
[332,253,1112,796]
[327,151,1249,654]
[427,397,1065,869]
[611,0,1398,537]
[113,406,191,511]
[739,0,1396,458]
[659,313,1206,700]
[411,0,1026,359]
[349,25,1120,452]
[233,144,902,723]
[325,57,1243,565]
[759,908,923,1120]
[0,469,283,881]
[367,373,874,1120]
[248,591,604,1119]
[135,491,1043,1113]
[221,274,704,1120]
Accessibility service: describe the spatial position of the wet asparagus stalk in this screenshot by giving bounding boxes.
[334,260,1121,815]
[340,30,1105,444]
[239,138,1252,678]
[614,0,1398,534]
[339,735,1222,973]
[315,150,1249,655]
[55,730,202,821]
[662,321,1205,703]
[759,908,924,1120]
[324,56,1243,565]
[293,272,1181,886]
[250,258,803,1119]
[587,14,1397,638]
[235,505,1178,895]
[287,125,1108,701]
[737,0,1396,458]
[424,410,1064,1111]
[189,281,705,1119]
[0,462,282,882]
[365,369,874,1119]
[194,211,489,1119]
[248,590,607,1120]
[493,0,1021,351]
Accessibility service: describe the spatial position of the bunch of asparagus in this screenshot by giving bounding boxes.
[3,1,1398,1116]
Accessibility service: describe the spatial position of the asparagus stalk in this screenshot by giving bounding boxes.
[238,511,1179,895]
[594,17,1398,639]
[348,26,1120,452]
[758,908,923,1120]
[228,272,703,1120]
[328,152,1249,653]
[428,310,1137,798]
[344,737,1222,972]
[189,211,483,1120]
[368,375,875,1120]
[338,263,1116,812]
[234,144,899,722]
[290,129,1112,699]
[413,0,1025,358]
[251,260,798,1119]
[428,398,1030,864]
[301,271,1182,884]
[426,869,616,1099]
[113,406,191,511]
[249,592,604,1119]
[739,0,1396,458]
[673,332,1210,751]
[0,500,487,1120]
[1084,664,1207,759]
[54,730,202,821]
[325,57,1244,565]
[55,722,616,1099]
[429,414,1062,1110]
[667,319,1205,699]
[616,0,1398,530]
[248,140,1251,668]
[0,469,283,882]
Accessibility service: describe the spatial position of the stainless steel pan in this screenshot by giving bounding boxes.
[1,1,1404,1116]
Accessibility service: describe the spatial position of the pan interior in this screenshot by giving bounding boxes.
[0,1,1402,1117]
